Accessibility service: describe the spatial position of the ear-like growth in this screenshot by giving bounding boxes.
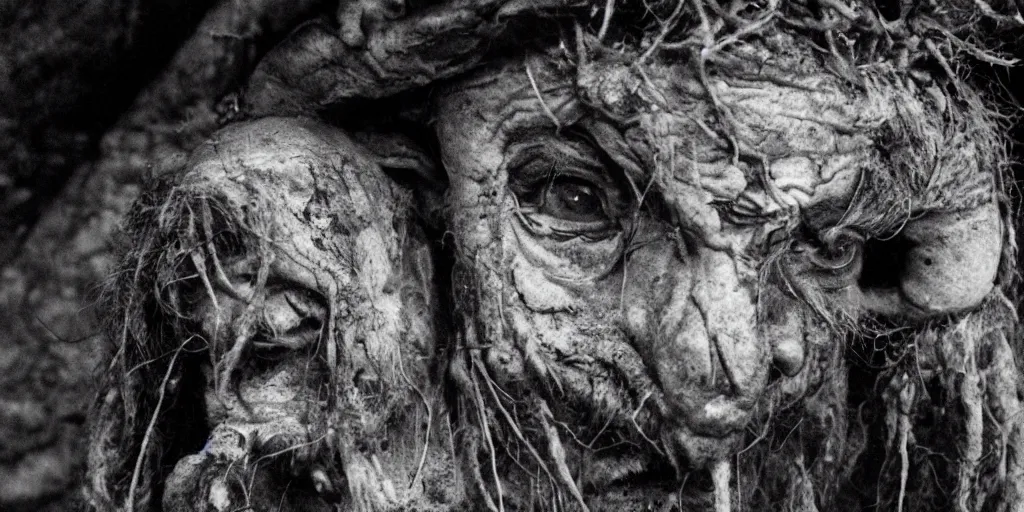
[865,202,1002,317]
[838,85,1010,322]
[777,80,1013,328]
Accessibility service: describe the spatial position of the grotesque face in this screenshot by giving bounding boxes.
[91,3,1022,510]
[434,38,1003,508]
[94,117,459,512]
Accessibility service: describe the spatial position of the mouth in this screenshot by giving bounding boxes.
[549,401,751,511]
[581,446,722,511]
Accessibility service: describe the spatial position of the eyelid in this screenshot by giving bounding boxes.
[507,139,607,182]
[255,288,325,354]
[509,152,627,213]
[515,206,620,240]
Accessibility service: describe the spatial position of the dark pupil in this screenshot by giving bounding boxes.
[544,178,606,220]
[558,183,599,211]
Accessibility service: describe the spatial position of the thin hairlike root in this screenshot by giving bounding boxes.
[125,338,190,510]
[972,0,1024,25]
[324,296,340,410]
[200,200,246,301]
[536,400,589,511]
[397,359,433,490]
[597,0,615,41]
[818,0,856,20]
[896,382,914,512]
[463,344,504,511]
[189,248,224,398]
[525,63,562,131]
[630,391,666,456]
[712,459,731,512]
[955,329,984,511]
[216,254,271,404]
[473,355,558,491]
[923,39,959,89]
[637,0,686,64]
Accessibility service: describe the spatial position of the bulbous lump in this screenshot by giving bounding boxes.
[432,44,1007,507]
[864,202,1001,317]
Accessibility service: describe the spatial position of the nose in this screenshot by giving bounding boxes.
[760,293,808,377]
[623,244,774,435]
[771,337,806,376]
[684,250,770,402]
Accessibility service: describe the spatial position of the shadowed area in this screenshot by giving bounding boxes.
[2,0,1024,511]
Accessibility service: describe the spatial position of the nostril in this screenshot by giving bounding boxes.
[857,237,911,291]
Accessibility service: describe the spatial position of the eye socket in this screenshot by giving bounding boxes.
[257,288,325,351]
[242,288,326,375]
[506,133,632,238]
[807,239,861,270]
[788,230,865,291]
[539,177,610,223]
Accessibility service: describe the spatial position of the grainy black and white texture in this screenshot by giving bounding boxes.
[3,1,1024,511]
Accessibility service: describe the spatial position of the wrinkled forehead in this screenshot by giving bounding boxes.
[185,117,396,230]
[179,117,404,289]
[433,50,967,235]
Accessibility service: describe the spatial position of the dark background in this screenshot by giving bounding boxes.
[0,1,1021,510]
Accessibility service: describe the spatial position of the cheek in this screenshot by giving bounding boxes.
[507,206,626,312]
[468,211,657,404]
[203,358,329,427]
[619,239,688,339]
[479,271,659,428]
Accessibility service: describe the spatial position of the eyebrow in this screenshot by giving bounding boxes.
[493,82,584,137]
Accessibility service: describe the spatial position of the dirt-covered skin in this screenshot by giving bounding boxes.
[434,34,1007,510]
[79,1,1024,511]
[88,117,461,512]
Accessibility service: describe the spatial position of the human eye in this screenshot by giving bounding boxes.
[538,176,609,223]
[508,136,629,238]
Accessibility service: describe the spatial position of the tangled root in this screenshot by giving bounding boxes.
[876,296,1024,512]
[86,170,276,511]
[448,1,1022,511]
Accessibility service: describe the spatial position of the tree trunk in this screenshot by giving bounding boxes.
[0,1,326,509]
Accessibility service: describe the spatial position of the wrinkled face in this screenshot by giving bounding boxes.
[159,118,454,511]
[434,47,1001,504]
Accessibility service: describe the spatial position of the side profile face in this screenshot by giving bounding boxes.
[166,117,457,511]
[90,4,1022,510]
[434,38,1002,507]
[92,117,458,512]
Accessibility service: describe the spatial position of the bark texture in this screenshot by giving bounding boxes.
[2,0,1024,511]
[1,1,328,509]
